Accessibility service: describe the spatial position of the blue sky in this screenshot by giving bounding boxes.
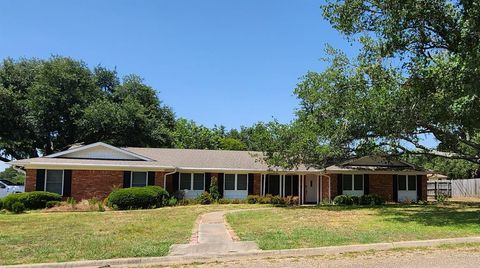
[0,0,358,171]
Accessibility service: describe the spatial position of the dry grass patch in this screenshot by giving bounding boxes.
[0,204,256,265]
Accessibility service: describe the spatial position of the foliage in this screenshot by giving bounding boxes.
[196,192,213,205]
[333,195,355,205]
[284,195,300,206]
[11,202,25,214]
[2,191,62,211]
[262,0,480,168]
[209,176,220,201]
[404,155,478,179]
[0,197,3,210]
[106,186,169,210]
[436,193,449,204]
[247,195,260,204]
[0,56,175,161]
[45,201,61,208]
[0,167,25,184]
[167,197,178,206]
[359,194,385,206]
[271,195,286,206]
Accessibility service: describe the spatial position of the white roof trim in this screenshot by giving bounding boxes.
[45,142,154,161]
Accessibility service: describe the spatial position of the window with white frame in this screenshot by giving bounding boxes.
[179,173,205,191]
[131,172,148,187]
[45,170,64,195]
[398,175,417,191]
[224,174,248,191]
[342,174,364,192]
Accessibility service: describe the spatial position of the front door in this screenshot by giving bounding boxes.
[398,175,417,202]
[305,175,317,203]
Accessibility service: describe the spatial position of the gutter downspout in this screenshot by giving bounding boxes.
[164,168,178,189]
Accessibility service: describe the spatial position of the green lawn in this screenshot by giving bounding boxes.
[226,204,480,250]
[0,204,252,265]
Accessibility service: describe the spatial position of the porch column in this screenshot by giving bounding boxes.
[320,175,323,203]
[263,174,267,196]
[301,175,304,205]
[279,175,282,197]
[316,175,319,204]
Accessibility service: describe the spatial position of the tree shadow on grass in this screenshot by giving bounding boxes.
[376,205,480,228]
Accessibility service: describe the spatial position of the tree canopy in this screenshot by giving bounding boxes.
[0,56,175,161]
[265,0,480,172]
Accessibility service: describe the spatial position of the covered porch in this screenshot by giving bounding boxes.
[259,173,331,204]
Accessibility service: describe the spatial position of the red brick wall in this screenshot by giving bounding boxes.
[155,171,166,188]
[421,175,427,201]
[71,170,124,201]
[369,174,394,202]
[253,173,261,195]
[25,169,36,192]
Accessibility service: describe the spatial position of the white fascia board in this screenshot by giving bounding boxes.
[44,142,155,161]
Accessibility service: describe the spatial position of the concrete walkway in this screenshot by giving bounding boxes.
[169,210,260,256]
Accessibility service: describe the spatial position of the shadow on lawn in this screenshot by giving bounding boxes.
[283,203,480,228]
[376,205,480,227]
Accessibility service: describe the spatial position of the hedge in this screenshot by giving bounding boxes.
[107,186,169,210]
[333,194,385,206]
[2,191,62,211]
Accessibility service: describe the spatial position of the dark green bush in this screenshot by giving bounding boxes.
[333,195,354,205]
[351,195,360,205]
[3,191,62,211]
[11,202,26,214]
[247,195,260,204]
[359,194,385,205]
[45,200,61,208]
[196,192,213,205]
[0,198,4,210]
[107,186,169,210]
[217,198,232,204]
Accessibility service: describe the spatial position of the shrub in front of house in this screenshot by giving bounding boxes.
[0,198,4,210]
[107,186,169,210]
[271,195,286,206]
[196,192,213,205]
[284,195,299,206]
[359,194,385,205]
[3,191,62,211]
[11,202,26,214]
[247,195,260,204]
[259,194,273,204]
[333,195,354,205]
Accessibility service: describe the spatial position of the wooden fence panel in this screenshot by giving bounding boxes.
[451,178,480,197]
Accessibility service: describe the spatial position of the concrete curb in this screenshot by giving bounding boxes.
[4,236,480,268]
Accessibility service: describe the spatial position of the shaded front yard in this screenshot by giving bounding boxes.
[0,204,252,265]
[226,204,480,250]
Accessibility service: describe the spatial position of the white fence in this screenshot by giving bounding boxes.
[451,178,480,197]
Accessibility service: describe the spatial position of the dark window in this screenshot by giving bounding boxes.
[408,175,417,191]
[131,172,147,187]
[193,173,204,190]
[354,175,363,190]
[224,174,235,190]
[284,175,292,196]
[342,174,353,191]
[268,175,280,195]
[180,173,191,190]
[398,175,407,191]
[237,174,248,190]
[46,170,63,195]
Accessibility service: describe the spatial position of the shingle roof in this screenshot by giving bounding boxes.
[11,146,320,173]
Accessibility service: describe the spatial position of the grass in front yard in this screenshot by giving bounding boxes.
[227,203,480,250]
[0,204,252,265]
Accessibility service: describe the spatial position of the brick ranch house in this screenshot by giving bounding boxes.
[10,142,427,203]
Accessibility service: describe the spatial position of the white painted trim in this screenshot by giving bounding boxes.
[44,169,64,196]
[130,171,148,187]
[320,175,323,203]
[316,175,319,204]
[45,142,154,161]
[341,174,365,195]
